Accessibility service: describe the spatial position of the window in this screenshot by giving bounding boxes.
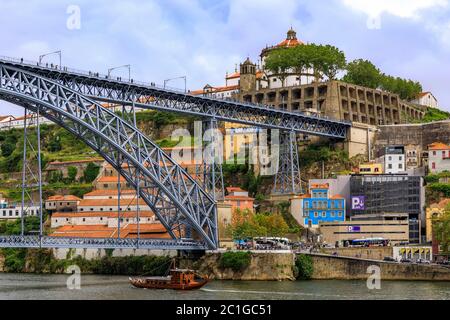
[331,211,335,217]
[388,164,393,169]
[338,212,343,217]
[399,156,402,161]
[388,156,392,161]
[432,162,436,170]
[321,212,326,218]
[399,164,403,169]
[314,212,319,218]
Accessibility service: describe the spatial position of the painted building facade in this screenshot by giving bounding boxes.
[428,142,450,173]
[290,183,346,229]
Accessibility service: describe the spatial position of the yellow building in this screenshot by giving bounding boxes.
[357,162,383,175]
[426,198,450,243]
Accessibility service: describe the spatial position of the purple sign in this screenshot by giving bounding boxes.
[352,196,365,210]
[347,226,361,232]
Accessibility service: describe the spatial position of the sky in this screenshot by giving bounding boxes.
[0,0,449,115]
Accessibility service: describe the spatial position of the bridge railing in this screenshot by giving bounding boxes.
[0,235,207,250]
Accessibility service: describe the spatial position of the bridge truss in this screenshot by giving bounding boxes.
[0,63,216,250]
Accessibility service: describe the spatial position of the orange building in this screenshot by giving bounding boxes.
[224,187,255,213]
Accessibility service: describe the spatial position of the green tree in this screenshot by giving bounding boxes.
[343,59,382,89]
[48,170,64,184]
[316,44,347,80]
[82,163,100,183]
[47,134,62,152]
[380,75,422,101]
[67,166,78,183]
[433,204,450,254]
[265,48,294,87]
[1,136,17,157]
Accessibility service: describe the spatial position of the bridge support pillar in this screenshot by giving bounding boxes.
[197,119,224,201]
[20,108,44,239]
[272,130,302,195]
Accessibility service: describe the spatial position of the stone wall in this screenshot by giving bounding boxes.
[185,251,295,281]
[321,247,393,261]
[375,120,450,156]
[308,253,450,281]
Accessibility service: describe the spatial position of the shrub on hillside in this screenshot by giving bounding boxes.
[219,251,251,272]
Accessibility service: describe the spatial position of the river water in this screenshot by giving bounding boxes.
[0,274,449,300]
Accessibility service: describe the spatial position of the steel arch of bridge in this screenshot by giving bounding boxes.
[0,58,351,138]
[0,63,218,250]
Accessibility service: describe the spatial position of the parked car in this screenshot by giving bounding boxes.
[400,258,412,263]
[417,259,431,264]
[383,256,396,262]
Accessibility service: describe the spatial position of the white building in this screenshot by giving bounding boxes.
[191,28,316,97]
[259,28,315,89]
[0,114,52,130]
[411,92,438,109]
[377,146,406,174]
[428,142,450,173]
[0,200,40,220]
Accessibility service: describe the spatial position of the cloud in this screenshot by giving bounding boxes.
[0,0,449,116]
[342,0,448,19]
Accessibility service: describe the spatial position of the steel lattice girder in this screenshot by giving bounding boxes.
[0,59,351,138]
[0,236,208,250]
[272,131,302,194]
[0,63,218,249]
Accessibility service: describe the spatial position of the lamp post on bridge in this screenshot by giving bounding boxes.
[164,76,187,93]
[108,64,131,81]
[38,50,62,68]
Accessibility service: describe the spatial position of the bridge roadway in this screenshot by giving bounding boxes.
[0,236,207,250]
[0,56,351,139]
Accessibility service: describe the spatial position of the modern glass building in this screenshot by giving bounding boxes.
[350,175,424,243]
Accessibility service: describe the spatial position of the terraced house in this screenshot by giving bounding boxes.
[290,183,346,229]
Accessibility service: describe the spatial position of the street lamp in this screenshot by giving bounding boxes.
[108,64,131,81]
[164,76,187,93]
[39,50,62,68]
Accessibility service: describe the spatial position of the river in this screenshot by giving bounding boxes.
[0,274,449,300]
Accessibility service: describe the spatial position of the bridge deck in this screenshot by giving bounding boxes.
[0,236,207,250]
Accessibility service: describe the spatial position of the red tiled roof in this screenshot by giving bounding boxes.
[225,196,254,201]
[46,195,82,202]
[190,85,239,96]
[52,211,155,218]
[226,187,246,193]
[78,198,148,207]
[226,72,240,80]
[96,176,127,183]
[277,38,303,47]
[48,158,104,166]
[84,189,136,197]
[311,183,330,189]
[429,142,450,150]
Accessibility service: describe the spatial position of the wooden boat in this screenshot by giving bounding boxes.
[129,268,209,291]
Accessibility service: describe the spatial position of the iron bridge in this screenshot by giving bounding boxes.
[0,56,353,251]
